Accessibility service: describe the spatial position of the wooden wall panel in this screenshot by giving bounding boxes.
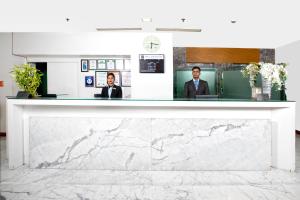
[186,47,260,64]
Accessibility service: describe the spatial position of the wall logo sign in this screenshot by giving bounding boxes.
[85,76,94,87]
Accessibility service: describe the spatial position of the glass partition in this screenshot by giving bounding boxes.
[175,68,217,98]
[221,68,280,100]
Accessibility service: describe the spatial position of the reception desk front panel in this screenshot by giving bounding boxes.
[29,117,271,170]
[6,98,295,171]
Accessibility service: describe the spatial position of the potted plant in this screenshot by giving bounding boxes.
[10,63,43,98]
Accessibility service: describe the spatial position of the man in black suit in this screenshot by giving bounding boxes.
[99,72,122,98]
[184,66,209,98]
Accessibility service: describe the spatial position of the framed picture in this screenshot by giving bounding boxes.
[106,59,115,70]
[95,71,107,88]
[139,54,164,73]
[115,59,124,70]
[81,59,88,72]
[109,71,121,86]
[85,76,94,87]
[124,59,131,70]
[89,60,97,70]
[97,59,106,69]
[121,71,131,87]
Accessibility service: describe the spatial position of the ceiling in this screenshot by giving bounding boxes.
[0,0,299,48]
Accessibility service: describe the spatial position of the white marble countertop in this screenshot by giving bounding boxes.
[6,98,295,108]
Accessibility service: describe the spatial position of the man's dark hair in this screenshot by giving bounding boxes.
[192,66,201,71]
[107,72,115,79]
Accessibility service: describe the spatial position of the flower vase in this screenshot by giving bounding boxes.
[249,75,256,99]
[249,74,256,88]
[262,78,272,99]
[280,84,287,101]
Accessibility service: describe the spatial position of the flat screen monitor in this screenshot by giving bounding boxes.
[139,54,164,73]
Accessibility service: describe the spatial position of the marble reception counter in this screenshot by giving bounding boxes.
[6,98,296,171]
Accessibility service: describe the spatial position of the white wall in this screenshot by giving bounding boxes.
[0,33,25,132]
[14,32,173,99]
[276,40,300,130]
[47,62,78,96]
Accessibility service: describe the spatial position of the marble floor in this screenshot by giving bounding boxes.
[0,136,300,200]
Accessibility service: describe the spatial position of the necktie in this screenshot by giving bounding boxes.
[108,86,112,98]
[194,80,199,90]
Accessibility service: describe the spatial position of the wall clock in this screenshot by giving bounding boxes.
[143,35,161,53]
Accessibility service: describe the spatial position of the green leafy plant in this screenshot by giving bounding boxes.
[10,63,43,97]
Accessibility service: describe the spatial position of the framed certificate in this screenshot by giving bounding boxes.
[115,59,124,70]
[81,59,88,72]
[124,59,131,70]
[97,59,106,69]
[121,71,131,87]
[89,60,97,70]
[106,59,115,70]
[95,71,107,88]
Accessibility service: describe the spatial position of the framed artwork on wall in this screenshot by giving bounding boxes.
[97,59,106,69]
[124,59,131,70]
[81,59,88,72]
[115,59,124,70]
[95,71,107,88]
[121,71,131,87]
[89,60,97,70]
[106,59,115,70]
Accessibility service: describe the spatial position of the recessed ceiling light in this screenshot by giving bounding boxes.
[142,17,152,22]
[156,28,201,32]
[96,27,142,31]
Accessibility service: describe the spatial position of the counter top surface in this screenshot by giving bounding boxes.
[6,96,295,108]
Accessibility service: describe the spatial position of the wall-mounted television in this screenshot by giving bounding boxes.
[139,54,164,73]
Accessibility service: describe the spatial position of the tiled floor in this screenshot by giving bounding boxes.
[0,135,300,200]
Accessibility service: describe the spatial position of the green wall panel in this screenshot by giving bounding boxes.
[222,70,280,100]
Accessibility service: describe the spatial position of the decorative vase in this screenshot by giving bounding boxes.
[249,74,256,88]
[16,91,32,98]
[280,84,287,101]
[262,77,272,99]
[251,87,256,99]
[249,74,257,99]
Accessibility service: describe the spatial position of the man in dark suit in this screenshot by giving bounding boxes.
[184,66,209,98]
[99,72,122,98]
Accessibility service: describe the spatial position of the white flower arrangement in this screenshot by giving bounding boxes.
[242,62,288,90]
[260,62,288,90]
[241,63,260,87]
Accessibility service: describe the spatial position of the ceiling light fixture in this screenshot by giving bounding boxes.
[142,17,152,22]
[96,27,142,31]
[156,28,201,32]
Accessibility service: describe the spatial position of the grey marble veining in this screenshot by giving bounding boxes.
[30,118,151,170]
[151,119,271,170]
[29,117,271,171]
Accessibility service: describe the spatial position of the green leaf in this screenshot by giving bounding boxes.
[10,63,43,97]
